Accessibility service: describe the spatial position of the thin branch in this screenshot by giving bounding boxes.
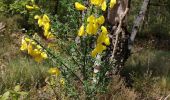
[164,94,170,100]
[110,8,129,61]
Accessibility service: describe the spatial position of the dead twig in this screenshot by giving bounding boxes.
[163,94,170,100]
[0,22,6,32]
[110,8,129,61]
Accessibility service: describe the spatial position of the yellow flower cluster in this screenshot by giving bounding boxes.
[48,67,60,76]
[110,0,117,8]
[74,0,116,11]
[25,0,39,10]
[78,15,105,36]
[48,68,65,86]
[20,37,48,62]
[75,0,115,57]
[90,0,107,11]
[26,5,39,10]
[86,15,105,35]
[91,26,110,57]
[91,0,117,11]
[34,14,55,39]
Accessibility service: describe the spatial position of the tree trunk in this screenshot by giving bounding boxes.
[129,0,150,50]
[105,0,150,72]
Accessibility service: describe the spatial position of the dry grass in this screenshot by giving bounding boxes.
[96,75,138,100]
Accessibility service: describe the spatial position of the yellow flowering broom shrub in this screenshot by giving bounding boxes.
[19,0,118,99]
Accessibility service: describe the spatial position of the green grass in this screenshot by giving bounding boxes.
[125,49,170,77]
[0,56,49,94]
[122,48,170,98]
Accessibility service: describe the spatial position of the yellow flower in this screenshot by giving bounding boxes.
[101,0,107,11]
[86,15,99,35]
[86,15,106,35]
[34,15,40,19]
[25,4,39,10]
[78,25,85,36]
[104,37,110,45]
[92,23,98,35]
[34,55,43,62]
[31,49,48,62]
[75,2,87,11]
[34,14,50,28]
[25,37,31,42]
[91,44,106,57]
[86,23,93,35]
[101,26,108,34]
[86,23,98,35]
[96,16,105,25]
[97,33,105,44]
[91,49,98,57]
[30,49,39,57]
[36,45,42,49]
[20,37,48,62]
[95,44,106,53]
[44,31,54,39]
[48,68,60,76]
[43,23,50,31]
[90,0,101,6]
[110,0,116,8]
[44,30,49,37]
[26,5,34,10]
[20,38,28,51]
[43,14,50,23]
[97,26,110,45]
[31,41,36,45]
[87,15,96,23]
[90,0,107,11]
[30,49,43,62]
[41,52,48,59]
[91,26,110,57]
[47,34,55,39]
[27,44,33,55]
[37,17,44,27]
[34,14,54,39]
[60,78,65,86]
[97,27,107,43]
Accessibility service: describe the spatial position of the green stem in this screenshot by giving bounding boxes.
[83,37,87,80]
[57,39,82,67]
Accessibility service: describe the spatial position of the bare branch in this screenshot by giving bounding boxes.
[110,5,129,61]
